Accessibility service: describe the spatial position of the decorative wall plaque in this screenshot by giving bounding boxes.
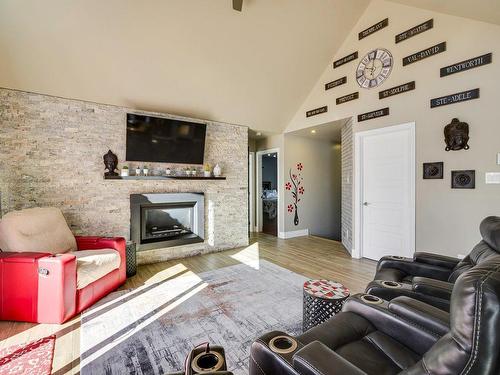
[334,52,358,69]
[423,162,443,179]
[440,53,492,77]
[359,18,389,40]
[358,107,389,122]
[431,89,479,109]
[379,81,415,99]
[403,42,446,66]
[395,19,433,43]
[306,106,328,118]
[325,76,347,90]
[451,170,475,189]
[444,118,470,151]
[336,92,359,105]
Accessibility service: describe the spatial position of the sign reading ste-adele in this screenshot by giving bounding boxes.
[430,88,480,108]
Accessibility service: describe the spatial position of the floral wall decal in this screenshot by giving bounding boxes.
[286,162,304,226]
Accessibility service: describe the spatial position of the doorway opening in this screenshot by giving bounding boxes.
[260,152,278,236]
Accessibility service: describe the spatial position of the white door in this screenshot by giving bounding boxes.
[358,123,415,261]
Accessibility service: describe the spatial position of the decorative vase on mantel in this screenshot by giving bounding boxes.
[213,164,222,177]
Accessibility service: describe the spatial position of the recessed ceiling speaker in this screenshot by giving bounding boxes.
[233,0,243,11]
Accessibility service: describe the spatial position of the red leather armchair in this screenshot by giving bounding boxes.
[0,208,126,324]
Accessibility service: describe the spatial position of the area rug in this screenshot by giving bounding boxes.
[80,260,307,374]
[0,335,55,375]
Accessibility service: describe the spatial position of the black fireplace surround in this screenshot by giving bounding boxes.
[130,193,205,251]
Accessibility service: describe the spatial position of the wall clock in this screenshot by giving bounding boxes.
[356,48,393,89]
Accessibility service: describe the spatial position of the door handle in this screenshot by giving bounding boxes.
[363,202,370,206]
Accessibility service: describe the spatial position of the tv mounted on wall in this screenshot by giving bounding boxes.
[126,113,207,164]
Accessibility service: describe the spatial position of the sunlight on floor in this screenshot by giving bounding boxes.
[80,268,208,368]
[230,242,260,269]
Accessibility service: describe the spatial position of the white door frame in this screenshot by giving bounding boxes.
[256,148,281,235]
[353,122,416,259]
[248,152,256,232]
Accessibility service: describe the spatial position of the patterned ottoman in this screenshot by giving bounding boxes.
[302,279,350,331]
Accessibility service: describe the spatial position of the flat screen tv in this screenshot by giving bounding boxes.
[126,113,207,164]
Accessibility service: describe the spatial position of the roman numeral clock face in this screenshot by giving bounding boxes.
[356,48,393,89]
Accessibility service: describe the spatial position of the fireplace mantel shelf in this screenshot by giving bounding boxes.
[104,175,226,181]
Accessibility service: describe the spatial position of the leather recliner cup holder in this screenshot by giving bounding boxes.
[381,281,402,288]
[389,256,405,260]
[268,336,298,354]
[191,351,225,373]
[360,294,383,305]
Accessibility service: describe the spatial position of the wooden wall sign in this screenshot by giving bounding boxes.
[359,18,389,40]
[336,92,359,105]
[379,81,415,99]
[306,106,328,117]
[403,42,446,66]
[334,52,358,68]
[440,53,492,77]
[430,88,479,108]
[395,19,433,43]
[358,107,389,122]
[325,76,347,90]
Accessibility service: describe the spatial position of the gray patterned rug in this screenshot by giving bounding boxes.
[80,259,307,374]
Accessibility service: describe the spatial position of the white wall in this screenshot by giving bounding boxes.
[283,135,341,239]
[286,0,500,257]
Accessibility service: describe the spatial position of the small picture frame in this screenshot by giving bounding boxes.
[423,162,443,179]
[451,170,475,189]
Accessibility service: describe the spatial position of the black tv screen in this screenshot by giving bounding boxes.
[126,113,206,164]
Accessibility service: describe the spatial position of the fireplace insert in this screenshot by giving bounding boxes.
[130,193,204,251]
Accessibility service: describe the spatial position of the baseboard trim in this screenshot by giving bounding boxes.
[278,229,309,239]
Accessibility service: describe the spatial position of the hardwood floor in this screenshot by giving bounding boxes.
[0,233,375,374]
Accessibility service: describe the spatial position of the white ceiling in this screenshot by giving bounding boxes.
[287,118,347,143]
[0,0,370,133]
[387,0,500,25]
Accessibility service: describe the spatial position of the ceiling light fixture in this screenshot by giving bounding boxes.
[311,130,317,134]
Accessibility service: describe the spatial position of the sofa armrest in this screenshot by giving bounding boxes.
[343,294,444,355]
[365,280,451,312]
[376,256,451,281]
[293,341,367,375]
[388,296,449,336]
[414,252,460,269]
[412,277,453,300]
[37,253,77,323]
[75,236,126,283]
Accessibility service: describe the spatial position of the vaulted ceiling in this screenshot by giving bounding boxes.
[387,0,500,26]
[0,0,370,132]
[1,1,498,133]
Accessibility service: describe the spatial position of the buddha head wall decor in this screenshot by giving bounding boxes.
[444,118,469,151]
[103,150,119,176]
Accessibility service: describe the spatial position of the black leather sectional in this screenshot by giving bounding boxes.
[249,216,500,375]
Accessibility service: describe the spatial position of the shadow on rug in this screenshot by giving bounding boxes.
[81,260,306,374]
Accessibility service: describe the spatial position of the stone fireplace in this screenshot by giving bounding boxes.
[130,193,205,251]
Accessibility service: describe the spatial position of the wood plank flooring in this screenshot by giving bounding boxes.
[0,234,376,374]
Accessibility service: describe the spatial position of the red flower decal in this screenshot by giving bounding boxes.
[287,204,294,213]
[297,163,303,171]
[299,186,304,195]
[285,182,292,190]
[292,174,297,180]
